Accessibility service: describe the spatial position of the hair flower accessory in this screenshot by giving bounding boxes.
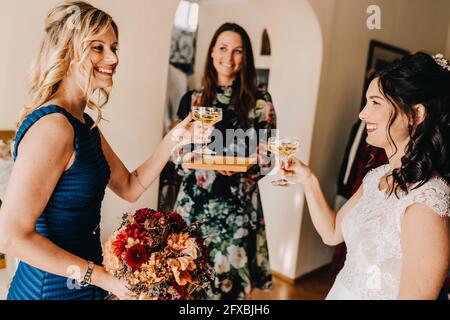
[432,53,450,71]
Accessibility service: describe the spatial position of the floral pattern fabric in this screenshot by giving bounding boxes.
[174,84,276,299]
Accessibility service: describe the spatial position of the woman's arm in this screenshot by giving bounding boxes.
[171,91,197,177]
[281,157,363,245]
[102,114,201,203]
[0,114,133,299]
[398,203,450,299]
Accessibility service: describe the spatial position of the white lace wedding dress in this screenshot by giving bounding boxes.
[326,165,450,300]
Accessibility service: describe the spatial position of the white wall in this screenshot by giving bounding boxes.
[193,0,324,279]
[0,0,178,262]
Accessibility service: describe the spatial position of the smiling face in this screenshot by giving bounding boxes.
[211,31,243,85]
[89,26,119,89]
[359,78,411,155]
[71,26,119,91]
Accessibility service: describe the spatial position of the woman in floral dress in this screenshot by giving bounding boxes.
[174,23,276,300]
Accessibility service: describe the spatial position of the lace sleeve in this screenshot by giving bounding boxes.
[401,179,450,218]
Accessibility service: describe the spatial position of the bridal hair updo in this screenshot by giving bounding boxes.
[17,1,118,128]
[371,52,450,196]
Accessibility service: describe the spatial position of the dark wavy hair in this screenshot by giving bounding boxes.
[370,52,450,197]
[201,22,257,126]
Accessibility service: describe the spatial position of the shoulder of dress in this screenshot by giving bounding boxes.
[411,177,450,196]
[13,112,75,161]
[404,177,450,217]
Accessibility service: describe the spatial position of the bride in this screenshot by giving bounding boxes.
[0,1,206,300]
[282,52,450,300]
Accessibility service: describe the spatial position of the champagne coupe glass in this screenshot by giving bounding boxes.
[192,106,222,156]
[268,136,300,187]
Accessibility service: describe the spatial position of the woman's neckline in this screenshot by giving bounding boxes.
[41,104,87,126]
[376,165,392,195]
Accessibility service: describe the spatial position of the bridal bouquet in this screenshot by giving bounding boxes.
[103,208,214,300]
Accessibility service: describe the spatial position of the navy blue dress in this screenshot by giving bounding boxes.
[7,105,111,300]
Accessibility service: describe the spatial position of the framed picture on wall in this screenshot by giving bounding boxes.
[360,40,409,109]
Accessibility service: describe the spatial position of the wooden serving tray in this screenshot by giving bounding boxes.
[181,153,257,172]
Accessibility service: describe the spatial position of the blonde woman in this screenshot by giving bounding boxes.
[0,1,201,300]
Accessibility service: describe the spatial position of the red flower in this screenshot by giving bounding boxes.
[112,223,149,261]
[134,208,157,224]
[112,231,128,256]
[167,280,188,300]
[125,222,149,243]
[196,238,209,254]
[154,212,164,219]
[168,211,187,229]
[125,245,149,270]
[175,283,187,300]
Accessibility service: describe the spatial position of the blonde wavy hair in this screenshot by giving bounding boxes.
[17,1,118,129]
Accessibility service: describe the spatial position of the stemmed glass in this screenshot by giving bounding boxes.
[268,136,300,186]
[192,106,222,155]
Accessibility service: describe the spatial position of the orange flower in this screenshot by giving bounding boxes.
[103,236,122,274]
[167,233,199,259]
[167,256,197,286]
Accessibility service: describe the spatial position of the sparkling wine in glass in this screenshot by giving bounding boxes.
[269,137,300,187]
[192,106,222,155]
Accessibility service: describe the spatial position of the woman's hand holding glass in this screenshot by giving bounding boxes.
[168,113,213,147]
[280,156,313,185]
[268,136,300,186]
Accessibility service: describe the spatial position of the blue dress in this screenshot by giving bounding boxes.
[7,105,111,300]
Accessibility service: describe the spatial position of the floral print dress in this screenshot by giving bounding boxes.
[174,83,276,300]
